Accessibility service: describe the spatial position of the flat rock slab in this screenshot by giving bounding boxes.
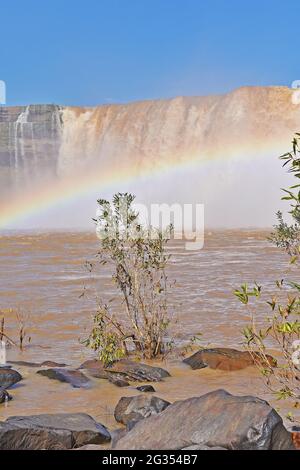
[80,359,170,383]
[183,347,276,371]
[115,389,295,450]
[109,360,170,382]
[0,413,111,450]
[114,395,170,427]
[8,360,67,368]
[37,368,91,388]
[0,368,22,389]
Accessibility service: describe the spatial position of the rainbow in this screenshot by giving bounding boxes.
[0,139,285,229]
[0,155,201,229]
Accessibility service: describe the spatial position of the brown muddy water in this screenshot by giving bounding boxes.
[0,229,299,428]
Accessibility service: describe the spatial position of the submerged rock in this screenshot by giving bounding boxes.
[136,385,156,393]
[0,389,12,404]
[0,368,22,389]
[8,360,67,368]
[183,347,276,371]
[0,413,111,450]
[37,368,91,388]
[114,395,170,428]
[115,389,294,450]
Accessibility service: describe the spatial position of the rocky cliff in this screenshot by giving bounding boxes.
[1,86,300,227]
[1,86,300,188]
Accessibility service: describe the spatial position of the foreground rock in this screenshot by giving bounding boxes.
[114,395,170,429]
[80,359,170,384]
[0,413,111,450]
[0,368,22,389]
[37,368,91,388]
[183,348,276,371]
[114,389,294,450]
[0,389,12,404]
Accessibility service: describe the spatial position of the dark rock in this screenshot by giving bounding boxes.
[136,385,155,392]
[0,389,12,404]
[0,413,111,450]
[107,360,170,382]
[114,395,170,428]
[37,368,91,388]
[108,376,130,387]
[80,358,170,384]
[86,368,130,387]
[115,389,295,450]
[183,347,276,371]
[0,368,22,389]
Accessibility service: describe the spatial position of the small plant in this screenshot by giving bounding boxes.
[83,304,127,365]
[84,193,173,366]
[235,134,300,418]
[0,308,31,350]
[235,281,300,404]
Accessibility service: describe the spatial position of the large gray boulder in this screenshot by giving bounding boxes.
[0,413,111,450]
[115,389,295,450]
[114,395,170,428]
[37,368,91,388]
[0,368,22,389]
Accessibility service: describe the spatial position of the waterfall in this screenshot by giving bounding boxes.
[3,105,63,191]
[14,105,30,181]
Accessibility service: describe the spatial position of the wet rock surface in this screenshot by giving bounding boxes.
[86,368,130,387]
[0,413,111,450]
[0,368,22,389]
[136,385,156,392]
[183,347,276,371]
[80,359,170,386]
[37,368,91,388]
[115,389,295,450]
[109,360,170,382]
[114,395,171,428]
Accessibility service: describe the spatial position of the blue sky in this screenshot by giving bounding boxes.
[1,0,299,106]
